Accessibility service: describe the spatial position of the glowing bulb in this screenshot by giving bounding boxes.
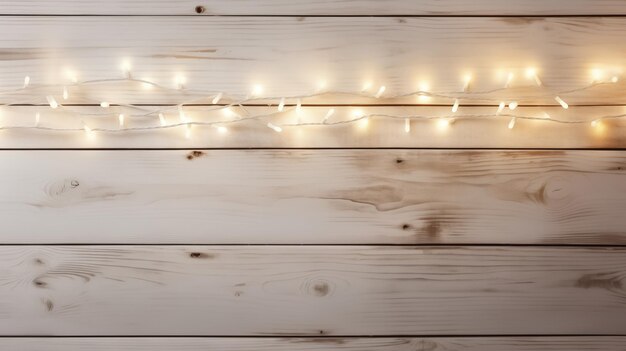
[175,75,186,89]
[158,113,166,126]
[178,105,186,122]
[322,108,335,124]
[374,86,386,98]
[212,92,223,104]
[278,97,285,112]
[23,76,30,88]
[63,86,69,100]
[452,99,460,113]
[216,126,228,134]
[100,101,110,108]
[121,60,131,78]
[497,102,505,115]
[508,101,518,110]
[267,122,282,133]
[611,76,619,83]
[65,69,78,83]
[462,75,471,92]
[222,107,236,117]
[296,99,302,113]
[591,69,604,82]
[35,113,40,126]
[437,118,450,130]
[555,96,568,109]
[508,117,516,129]
[317,80,327,92]
[251,84,263,97]
[362,81,373,92]
[118,114,125,127]
[505,72,514,88]
[525,68,542,86]
[46,96,59,109]
[358,117,369,129]
[417,82,430,102]
[591,119,601,127]
[404,118,411,133]
[83,122,93,137]
[543,112,551,119]
[185,124,192,139]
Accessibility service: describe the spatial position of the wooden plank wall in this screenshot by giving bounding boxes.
[1,1,625,350]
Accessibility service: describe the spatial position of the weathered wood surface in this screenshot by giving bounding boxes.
[0,17,624,105]
[1,150,626,244]
[1,106,624,149]
[3,337,626,351]
[1,246,626,335]
[2,0,626,15]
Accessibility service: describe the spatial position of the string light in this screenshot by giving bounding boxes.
[35,113,40,126]
[46,96,59,109]
[0,67,621,139]
[185,124,192,139]
[216,126,228,134]
[591,119,601,127]
[555,96,569,109]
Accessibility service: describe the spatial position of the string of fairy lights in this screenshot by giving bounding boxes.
[0,62,623,138]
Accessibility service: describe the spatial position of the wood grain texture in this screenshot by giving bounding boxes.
[1,106,625,149]
[0,17,624,105]
[2,0,626,15]
[1,149,626,244]
[1,245,626,335]
[3,337,626,351]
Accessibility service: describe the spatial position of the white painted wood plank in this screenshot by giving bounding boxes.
[1,150,625,244]
[1,246,625,335]
[0,106,624,148]
[0,17,624,105]
[2,0,625,15]
[2,337,626,351]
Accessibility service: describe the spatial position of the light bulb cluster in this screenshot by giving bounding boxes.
[0,62,623,139]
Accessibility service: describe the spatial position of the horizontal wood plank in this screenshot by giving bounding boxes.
[2,0,626,15]
[0,17,624,105]
[1,246,625,335]
[1,106,625,149]
[1,149,626,244]
[2,337,626,350]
